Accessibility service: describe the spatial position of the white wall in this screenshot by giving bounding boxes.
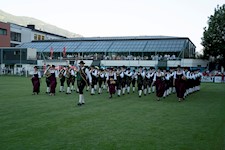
[27,48,37,60]
[10,24,32,44]
[167,60,181,67]
[101,59,208,67]
[101,60,158,67]
[180,59,208,67]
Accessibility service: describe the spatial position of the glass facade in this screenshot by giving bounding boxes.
[17,36,196,58]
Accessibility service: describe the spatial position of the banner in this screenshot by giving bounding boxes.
[50,47,54,59]
[63,47,66,58]
[201,76,214,83]
[214,76,222,83]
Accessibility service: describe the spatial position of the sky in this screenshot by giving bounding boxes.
[0,0,224,53]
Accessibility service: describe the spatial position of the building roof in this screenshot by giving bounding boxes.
[9,23,67,38]
[17,36,196,53]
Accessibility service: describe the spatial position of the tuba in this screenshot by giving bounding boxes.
[45,66,51,78]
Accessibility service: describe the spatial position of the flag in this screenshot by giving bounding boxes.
[50,47,54,59]
[63,47,66,58]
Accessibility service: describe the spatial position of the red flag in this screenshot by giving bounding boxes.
[63,47,66,58]
[50,47,54,59]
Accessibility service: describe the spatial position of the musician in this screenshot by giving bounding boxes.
[131,68,137,93]
[142,68,147,96]
[150,67,156,93]
[173,65,186,102]
[31,66,41,95]
[163,69,170,98]
[64,65,74,94]
[184,67,190,97]
[196,69,202,91]
[98,68,105,94]
[169,68,175,94]
[120,66,126,95]
[86,66,91,91]
[44,64,51,94]
[152,67,165,101]
[58,66,66,92]
[90,66,98,95]
[146,68,151,94]
[125,68,133,94]
[188,70,195,95]
[116,67,122,97]
[106,68,117,98]
[71,66,76,92]
[76,61,92,106]
[103,69,107,90]
[49,65,58,96]
[137,66,144,97]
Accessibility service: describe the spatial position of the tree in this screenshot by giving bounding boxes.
[202,4,225,68]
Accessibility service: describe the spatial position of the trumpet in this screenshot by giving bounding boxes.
[44,66,51,78]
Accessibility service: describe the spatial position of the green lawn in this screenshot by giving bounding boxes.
[0,76,225,150]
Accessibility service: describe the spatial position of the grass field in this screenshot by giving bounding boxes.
[0,76,225,150]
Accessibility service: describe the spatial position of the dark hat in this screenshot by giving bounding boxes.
[79,61,85,64]
[150,67,155,69]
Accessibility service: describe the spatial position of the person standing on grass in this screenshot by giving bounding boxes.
[58,66,66,92]
[49,65,58,96]
[173,65,186,102]
[31,66,41,95]
[98,68,105,94]
[106,68,117,98]
[90,65,98,95]
[152,67,165,101]
[131,67,137,93]
[44,64,51,94]
[75,61,92,106]
[137,66,144,97]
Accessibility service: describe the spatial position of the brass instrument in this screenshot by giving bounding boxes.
[44,66,51,78]
[66,68,71,78]
[59,69,65,78]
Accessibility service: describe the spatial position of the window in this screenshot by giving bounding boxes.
[11,32,21,42]
[10,43,19,47]
[0,28,7,35]
[34,34,37,40]
[14,51,20,55]
[41,36,45,40]
[38,35,41,40]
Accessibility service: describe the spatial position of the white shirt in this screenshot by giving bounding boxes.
[106,72,117,80]
[153,72,164,81]
[33,71,41,78]
[173,71,185,79]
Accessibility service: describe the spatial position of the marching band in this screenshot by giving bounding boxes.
[31,61,203,105]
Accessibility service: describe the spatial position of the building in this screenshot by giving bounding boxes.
[0,21,67,47]
[0,22,10,47]
[17,36,208,68]
[10,23,67,47]
[0,47,37,75]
